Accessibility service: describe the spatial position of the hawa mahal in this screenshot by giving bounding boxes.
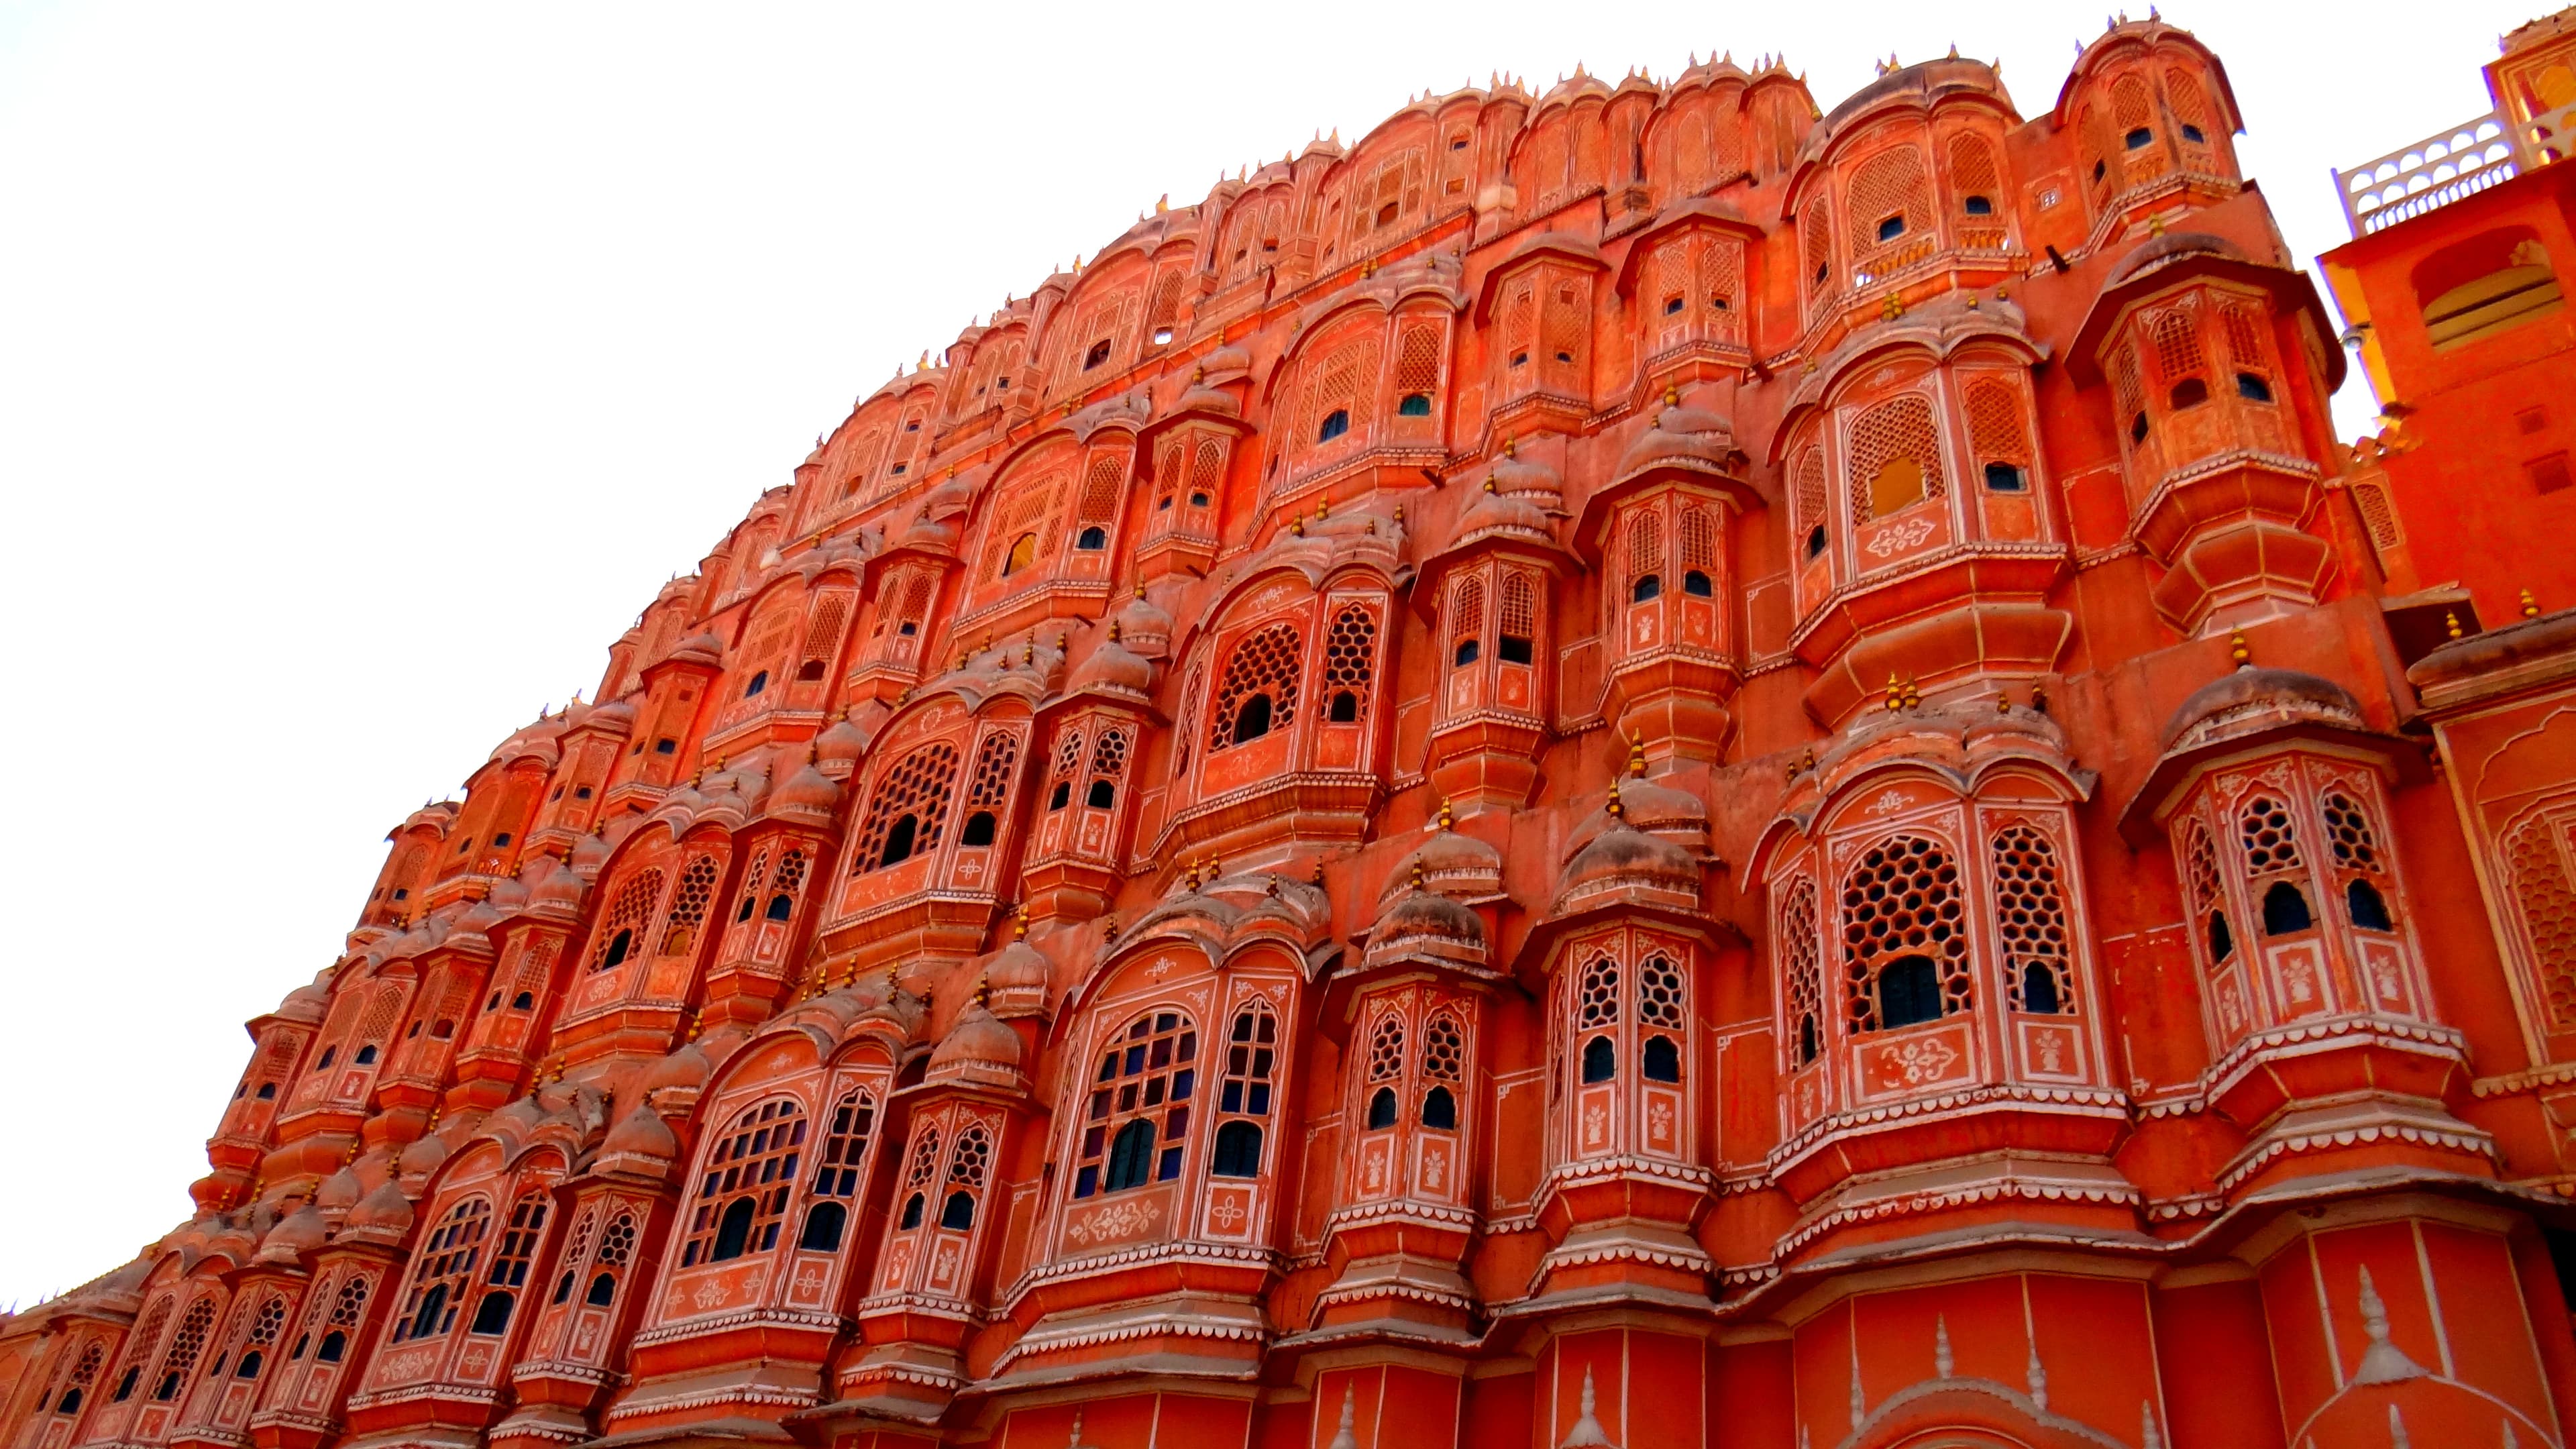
[11,11,2576,1448]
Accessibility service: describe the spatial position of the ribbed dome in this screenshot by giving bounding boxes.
[814,709,871,773]
[276,975,332,1024]
[1453,478,1554,541]
[1554,819,1701,915]
[396,1131,451,1178]
[1379,814,1504,906]
[526,853,585,913]
[1371,881,1486,952]
[602,1100,678,1161]
[1115,587,1175,657]
[1067,625,1155,698]
[571,826,612,875]
[638,1041,710,1095]
[667,632,725,667]
[930,999,1023,1071]
[2160,667,2365,751]
[314,1165,364,1214]
[343,1179,414,1236]
[772,758,841,816]
[258,1204,327,1261]
[1614,398,1740,480]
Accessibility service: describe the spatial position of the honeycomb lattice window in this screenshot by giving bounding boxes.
[1144,270,1185,339]
[2238,794,2303,874]
[770,847,807,902]
[1992,824,2076,1013]
[854,741,961,869]
[1947,133,2000,201]
[1150,435,1183,508]
[1627,510,1664,583]
[1578,955,1621,1027]
[1190,437,1227,498]
[2321,790,2385,871]
[2220,303,2269,372]
[982,474,1063,580]
[354,983,404,1055]
[1499,570,1537,642]
[1839,835,1970,1032]
[119,1299,172,1386]
[800,595,848,676]
[1323,605,1377,715]
[682,1097,806,1266]
[948,1124,991,1188]
[2508,814,2576,1027]
[156,1298,215,1393]
[395,1200,489,1342]
[2080,105,2117,205]
[812,1088,875,1198]
[904,1127,944,1190]
[58,1340,101,1409]
[1395,323,1442,392]
[1780,878,1823,1065]
[1210,622,1304,749]
[967,731,1020,809]
[1699,239,1741,323]
[2184,821,2224,914]
[895,573,932,633]
[1051,729,1085,781]
[596,1213,637,1269]
[1078,454,1125,524]
[1847,393,1947,523]
[1366,1012,1405,1082]
[242,1295,286,1352]
[2151,308,2205,386]
[1501,279,1535,360]
[1679,506,1716,571]
[327,1271,372,1328]
[2351,483,2402,548]
[587,866,659,969]
[1793,447,1827,535]
[1801,197,1834,302]
[1637,954,1686,1028]
[733,847,769,920]
[1421,1012,1464,1081]
[1964,378,2032,464]
[1450,576,1485,653]
[660,855,719,955]
[1305,337,1379,447]
[1845,145,1934,266]
[1089,728,1129,782]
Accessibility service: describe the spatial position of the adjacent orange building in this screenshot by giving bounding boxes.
[10,13,2576,1449]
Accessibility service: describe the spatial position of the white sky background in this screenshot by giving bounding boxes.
[0,0,2530,1302]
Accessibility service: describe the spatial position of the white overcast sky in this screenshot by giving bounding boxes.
[0,0,2530,1303]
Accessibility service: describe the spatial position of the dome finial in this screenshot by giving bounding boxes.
[1439,797,1454,830]
[1605,779,1623,818]
[1885,672,1905,712]
[2445,610,2464,640]
[2229,629,2252,668]
[2523,587,2542,619]
[1627,729,1647,777]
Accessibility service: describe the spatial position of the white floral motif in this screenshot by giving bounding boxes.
[692,1278,729,1310]
[1864,515,1937,557]
[1206,1196,1246,1230]
[2031,1031,2066,1074]
[1066,1196,1162,1244]
[1878,1034,1961,1087]
[1582,1102,1608,1146]
[1419,1152,1445,1191]
[2282,957,2316,1004]
[1863,789,1912,816]
[1648,1099,1674,1143]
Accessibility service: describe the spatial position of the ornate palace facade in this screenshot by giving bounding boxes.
[9,13,2576,1449]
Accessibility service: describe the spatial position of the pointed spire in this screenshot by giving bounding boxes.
[2026,1343,2048,1410]
[1934,1316,1953,1378]
[2353,1266,2430,1383]
[1560,1366,1615,1448]
[1326,1385,1360,1449]
[2141,1403,2163,1449]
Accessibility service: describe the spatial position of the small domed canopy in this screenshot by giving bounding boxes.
[1611,400,1747,487]
[772,759,841,818]
[1114,588,1175,658]
[341,1179,415,1240]
[396,1131,451,1179]
[314,1164,365,1214]
[2106,230,2249,289]
[527,853,586,913]
[1553,819,1702,917]
[2121,666,2410,845]
[256,1203,327,1264]
[1364,876,1489,976]
[814,708,874,774]
[275,974,332,1024]
[600,1100,679,1164]
[639,1040,711,1097]
[1065,630,1155,701]
[1379,814,1505,906]
[667,633,726,667]
[2159,667,2366,752]
[985,930,1054,1020]
[927,998,1024,1090]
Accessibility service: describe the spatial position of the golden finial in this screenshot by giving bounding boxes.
[1192,364,1205,383]
[1880,292,1904,323]
[2523,588,2541,619]
[1503,436,1517,458]
[1311,857,1327,887]
[1184,859,1200,890]
[1483,475,1497,492]
[2445,611,2463,639]
[1290,516,1305,536]
[917,350,931,372]
[2228,629,2251,668]
[1628,729,1648,776]
[1997,691,2012,713]
[1014,904,1030,941]
[1394,503,1406,525]
[1411,859,1426,890]
[1022,641,1035,665]
[1605,778,1624,818]
[1135,583,1148,599]
[1107,618,1122,642]
[1314,498,1328,520]
[2147,214,2167,237]
[1885,672,1904,712]
[1155,193,1169,215]
[1438,798,1454,829]
[1663,384,1680,407]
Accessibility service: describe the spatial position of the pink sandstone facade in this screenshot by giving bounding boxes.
[10,13,2576,1449]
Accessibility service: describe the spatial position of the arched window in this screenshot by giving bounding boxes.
[317,1273,369,1361]
[1641,1036,1680,1082]
[1841,835,1970,1032]
[1366,1087,1398,1128]
[471,1193,548,1336]
[744,670,768,698]
[1076,525,1108,550]
[1074,1010,1197,1197]
[960,811,997,847]
[586,1214,636,1306]
[1631,573,1661,602]
[1499,572,1537,663]
[2347,877,2394,932]
[938,1191,976,1230]
[1322,605,1377,723]
[1450,575,1485,669]
[1212,1120,1263,1176]
[681,1097,808,1267]
[1002,533,1038,575]
[396,1199,490,1342]
[1805,524,1828,559]
[1104,1119,1157,1192]
[800,1087,874,1250]
[590,869,665,971]
[152,1297,215,1401]
[940,1124,991,1230]
[1992,825,2076,1014]
[855,742,961,871]
[112,1298,172,1403]
[1210,623,1303,751]
[1421,1085,1457,1129]
[798,1201,846,1252]
[1399,392,1432,416]
[1580,1035,1615,1083]
[1318,409,1351,442]
[1085,780,1114,808]
[2262,881,2314,935]
[1847,394,1945,522]
[54,1340,101,1413]
[1780,879,1824,1068]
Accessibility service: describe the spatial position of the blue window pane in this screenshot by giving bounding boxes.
[1171,1068,1194,1100]
[1157,1146,1183,1181]
[1074,1165,1097,1198]
[1248,1083,1271,1116]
